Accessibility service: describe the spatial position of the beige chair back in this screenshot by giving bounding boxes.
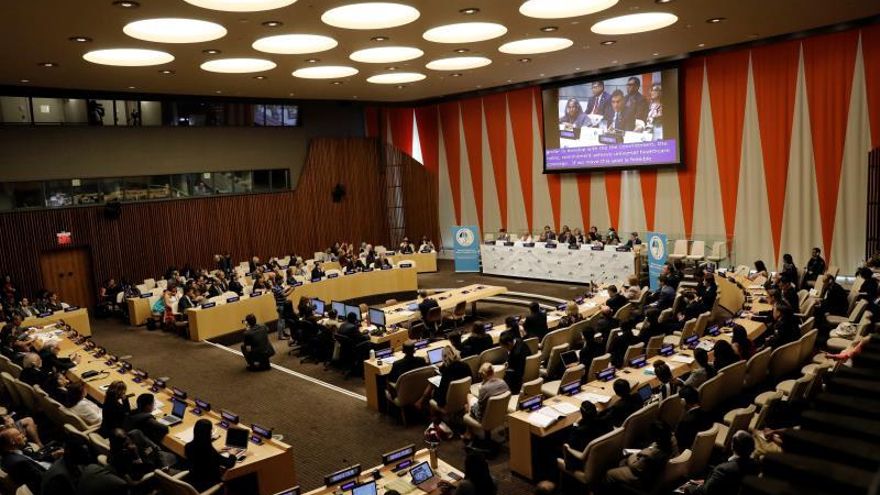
[678,319,698,345]
[670,240,688,258]
[89,432,111,457]
[587,353,611,382]
[697,373,725,412]
[520,377,544,400]
[539,327,570,364]
[798,328,818,365]
[788,374,815,402]
[462,355,480,381]
[582,428,625,486]
[557,364,585,390]
[479,391,512,431]
[12,380,37,414]
[659,449,692,490]
[605,328,622,353]
[59,406,92,432]
[622,342,645,364]
[689,240,706,258]
[717,360,746,403]
[722,405,757,453]
[646,335,665,358]
[658,394,684,429]
[768,340,801,381]
[848,299,869,323]
[657,308,674,324]
[708,241,726,261]
[451,300,467,318]
[694,312,711,337]
[797,289,810,309]
[636,287,650,307]
[621,402,659,449]
[752,392,783,430]
[799,316,815,336]
[0,372,21,408]
[443,376,472,415]
[567,319,591,347]
[523,337,539,356]
[478,346,508,367]
[393,367,437,406]
[154,468,204,495]
[63,423,91,444]
[613,303,634,324]
[544,343,570,378]
[523,353,541,382]
[688,424,718,477]
[743,347,772,390]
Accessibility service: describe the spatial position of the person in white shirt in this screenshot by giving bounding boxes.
[66,382,102,426]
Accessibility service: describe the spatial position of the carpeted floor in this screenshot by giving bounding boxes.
[89,260,585,493]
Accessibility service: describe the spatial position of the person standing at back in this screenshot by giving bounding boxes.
[501,333,530,394]
[241,313,274,371]
[523,302,549,340]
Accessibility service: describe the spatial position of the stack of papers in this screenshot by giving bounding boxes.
[528,408,561,428]
[671,355,695,364]
[381,356,398,364]
[547,401,579,415]
[574,391,612,404]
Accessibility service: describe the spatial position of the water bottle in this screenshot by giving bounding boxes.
[369,349,376,360]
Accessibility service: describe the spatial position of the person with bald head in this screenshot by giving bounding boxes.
[1,426,60,493]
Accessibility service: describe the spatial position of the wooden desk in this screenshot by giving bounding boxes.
[363,289,610,412]
[24,308,91,336]
[303,449,460,495]
[43,329,297,495]
[507,317,766,480]
[286,267,418,307]
[187,293,277,341]
[127,291,162,326]
[388,252,438,273]
[381,284,508,327]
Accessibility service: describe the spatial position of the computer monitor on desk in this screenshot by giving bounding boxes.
[345,304,361,322]
[369,308,386,328]
[312,298,325,315]
[331,301,345,320]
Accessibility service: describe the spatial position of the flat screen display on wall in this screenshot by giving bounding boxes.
[542,65,680,173]
[254,104,299,127]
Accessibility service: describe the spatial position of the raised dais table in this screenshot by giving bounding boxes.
[480,242,636,285]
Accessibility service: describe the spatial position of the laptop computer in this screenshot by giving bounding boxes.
[560,350,579,368]
[426,347,444,365]
[409,461,441,492]
[351,481,377,495]
[637,384,653,403]
[225,426,249,457]
[157,398,187,427]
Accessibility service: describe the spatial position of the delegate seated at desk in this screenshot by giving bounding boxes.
[387,340,426,387]
[417,290,439,320]
[500,333,529,394]
[523,302,549,340]
[601,90,636,132]
[338,313,367,344]
[458,322,493,358]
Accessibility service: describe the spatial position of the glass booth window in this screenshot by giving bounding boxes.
[233,171,253,193]
[45,180,72,207]
[6,182,44,208]
[72,179,103,205]
[148,175,171,199]
[123,176,150,202]
[270,169,288,190]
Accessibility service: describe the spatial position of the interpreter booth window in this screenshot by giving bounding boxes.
[0,96,32,124]
[190,173,215,196]
[45,180,73,207]
[115,100,141,126]
[251,170,271,193]
[72,179,103,205]
[4,182,44,209]
[147,175,171,199]
[213,172,235,194]
[123,176,150,202]
[233,171,253,193]
[140,101,162,126]
[270,169,288,190]
[32,98,66,125]
[86,99,115,126]
[102,179,123,203]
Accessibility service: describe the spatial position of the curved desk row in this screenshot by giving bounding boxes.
[23,308,91,336]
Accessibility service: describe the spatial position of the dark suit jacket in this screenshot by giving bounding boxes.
[388,355,427,384]
[504,340,531,393]
[242,324,274,358]
[701,283,718,312]
[418,298,439,320]
[463,334,494,358]
[1,450,47,494]
[567,420,612,452]
[676,406,712,449]
[585,91,612,122]
[601,393,644,427]
[434,361,472,407]
[606,294,629,316]
[338,322,367,344]
[100,396,131,437]
[19,366,49,387]
[624,91,649,122]
[603,110,636,132]
[39,350,76,373]
[524,312,549,340]
[687,457,760,495]
[178,296,196,315]
[42,458,77,495]
[123,412,170,445]
[184,440,236,492]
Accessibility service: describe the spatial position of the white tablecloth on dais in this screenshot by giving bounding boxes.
[480,242,636,285]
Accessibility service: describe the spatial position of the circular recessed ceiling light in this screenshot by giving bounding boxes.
[600,39,616,45]
[20,79,30,83]
[38,62,59,68]
[253,75,266,79]
[332,81,343,85]
[499,37,573,54]
[454,48,469,53]
[371,36,389,41]
[349,46,423,63]
[321,3,420,30]
[182,0,297,12]
[252,34,338,54]
[459,7,479,14]
[83,48,174,66]
[262,20,283,27]
[519,0,618,19]
[203,48,221,54]
[292,65,359,79]
[69,36,93,43]
[540,26,558,32]
[450,73,462,77]
[367,72,426,84]
[706,17,726,23]
[123,18,227,43]
[425,56,491,71]
[112,0,140,8]
[201,57,276,73]
[518,57,531,63]
[591,12,678,35]
[423,22,507,43]
[305,58,320,63]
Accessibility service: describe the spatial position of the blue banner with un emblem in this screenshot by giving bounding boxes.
[647,232,668,291]
[452,226,480,272]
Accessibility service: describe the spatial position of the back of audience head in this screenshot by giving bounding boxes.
[530,301,541,314]
[694,348,710,368]
[136,393,155,412]
[680,385,699,406]
[535,481,557,495]
[479,362,495,379]
[472,321,487,335]
[654,361,672,384]
[613,378,631,398]
[402,340,416,356]
[731,430,756,458]
[579,400,598,421]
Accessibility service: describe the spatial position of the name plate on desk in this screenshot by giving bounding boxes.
[226,296,240,303]
[616,246,631,252]
[381,265,392,270]
[399,263,413,268]
[140,294,151,298]
[386,250,397,255]
[64,306,79,312]
[200,302,216,309]
[523,242,535,248]
[596,366,617,381]
[504,241,515,246]
[545,243,558,249]
[37,311,53,318]
[568,244,581,250]
[327,273,339,279]
[292,281,303,287]
[599,132,623,144]
[251,290,263,296]
[413,339,430,350]
[591,245,605,251]
[364,267,374,272]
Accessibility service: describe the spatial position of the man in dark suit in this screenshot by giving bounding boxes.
[501,332,531,394]
[310,262,325,281]
[523,302,549,340]
[585,81,612,124]
[624,76,649,123]
[462,322,494,358]
[624,232,642,249]
[675,386,712,449]
[803,247,826,288]
[779,275,800,311]
[1,427,58,494]
[600,379,644,427]
[338,312,367,344]
[177,286,197,315]
[18,353,48,387]
[603,90,636,132]
[417,290,439,320]
[765,303,800,349]
[39,341,77,373]
[566,400,612,452]
[686,431,759,495]
[699,273,718,313]
[241,313,275,371]
[387,340,427,385]
[123,393,169,445]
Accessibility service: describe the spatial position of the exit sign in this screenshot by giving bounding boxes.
[56,231,72,245]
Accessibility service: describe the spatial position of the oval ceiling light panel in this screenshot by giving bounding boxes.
[367,72,426,84]
[292,65,359,79]
[519,0,618,19]
[321,2,420,30]
[591,12,678,35]
[425,56,491,71]
[349,46,423,63]
[252,34,338,54]
[183,0,297,12]
[123,18,227,43]
[83,48,174,66]
[498,37,573,54]
[200,58,276,73]
[423,22,508,43]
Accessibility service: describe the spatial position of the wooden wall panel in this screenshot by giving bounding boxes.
[0,137,435,300]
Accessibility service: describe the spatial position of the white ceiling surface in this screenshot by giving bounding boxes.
[1,0,878,102]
